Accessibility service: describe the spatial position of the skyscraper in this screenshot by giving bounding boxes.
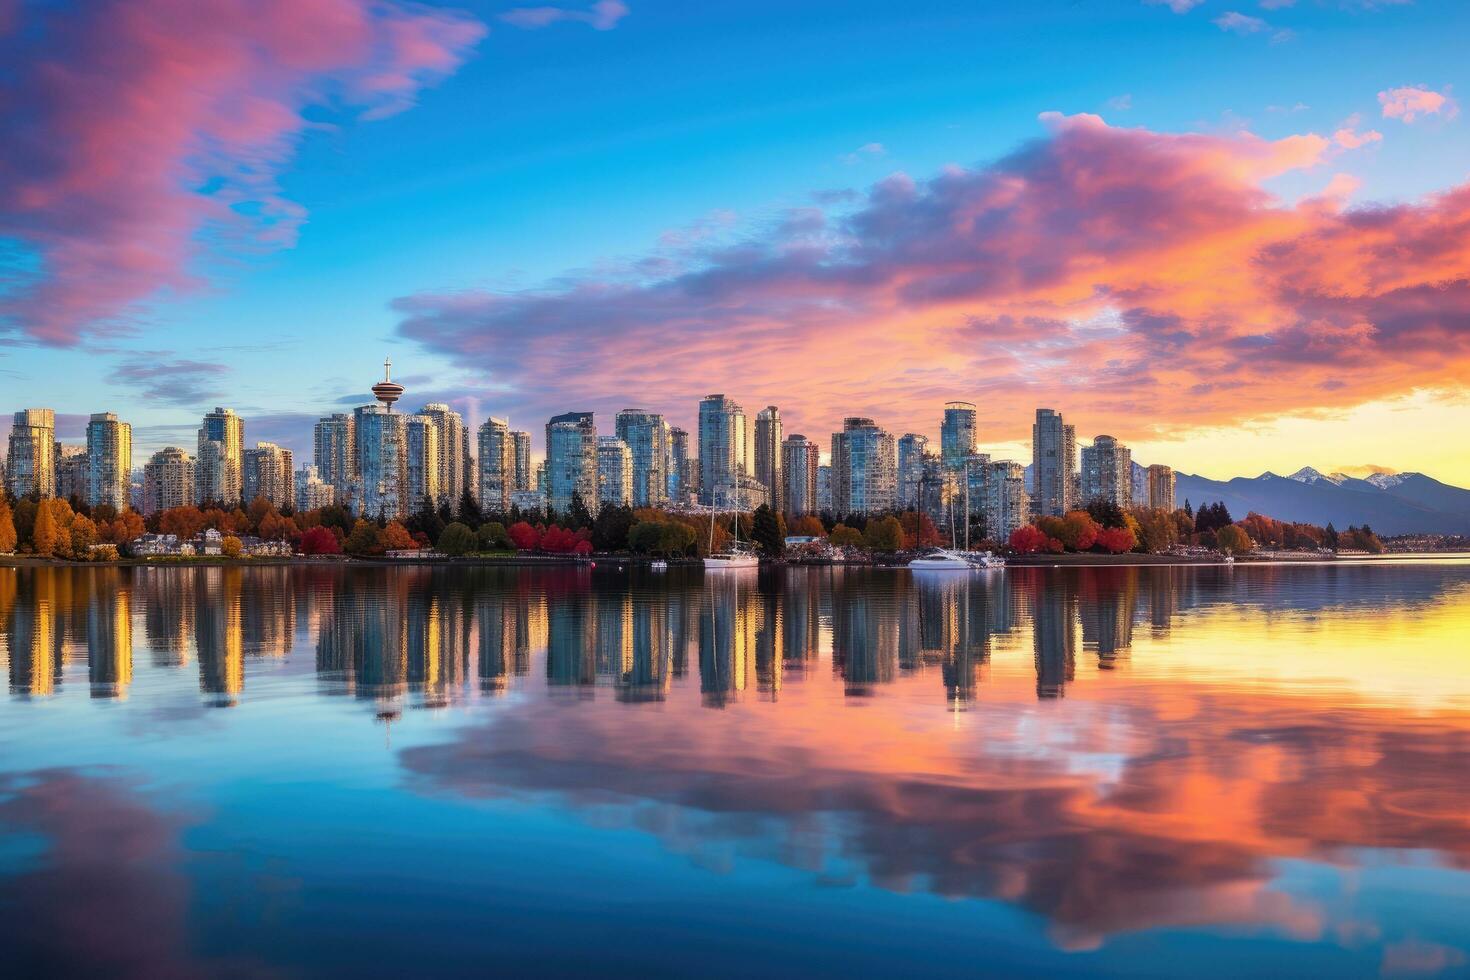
[511,430,532,491]
[416,403,466,509]
[1147,464,1176,511]
[1032,408,1076,518]
[897,433,929,509]
[615,409,670,507]
[243,442,294,510]
[1080,434,1131,508]
[294,465,335,511]
[598,436,633,507]
[983,460,1030,541]
[830,417,897,515]
[816,464,832,513]
[144,447,194,514]
[940,402,977,467]
[405,415,441,512]
[668,427,690,502]
[354,404,408,519]
[477,416,514,513]
[753,406,782,513]
[781,434,819,515]
[55,446,88,502]
[6,409,55,498]
[313,413,356,506]
[545,412,598,514]
[197,407,244,505]
[86,412,132,511]
[697,394,747,506]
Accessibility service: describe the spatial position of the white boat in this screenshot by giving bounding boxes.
[908,549,1005,570]
[909,549,981,570]
[704,544,759,570]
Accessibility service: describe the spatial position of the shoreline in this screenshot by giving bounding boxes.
[2,551,1466,570]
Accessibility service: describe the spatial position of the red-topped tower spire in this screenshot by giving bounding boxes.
[371,356,405,411]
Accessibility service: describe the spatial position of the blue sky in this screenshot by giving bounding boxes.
[3,0,1469,480]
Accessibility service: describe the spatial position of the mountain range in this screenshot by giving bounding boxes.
[1166,466,1470,536]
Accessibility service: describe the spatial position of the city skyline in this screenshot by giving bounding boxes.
[1,3,1469,485]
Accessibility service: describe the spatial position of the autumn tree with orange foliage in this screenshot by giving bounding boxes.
[899,511,942,549]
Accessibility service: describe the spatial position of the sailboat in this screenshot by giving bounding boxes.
[704,479,759,569]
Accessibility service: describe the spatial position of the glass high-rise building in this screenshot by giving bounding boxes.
[753,406,782,513]
[313,413,356,506]
[405,415,441,513]
[940,402,977,467]
[597,436,633,507]
[55,447,88,502]
[416,404,466,510]
[511,431,532,491]
[545,412,597,514]
[615,409,670,507]
[1147,463,1176,512]
[1080,434,1131,508]
[6,408,56,499]
[1032,408,1076,518]
[143,447,194,515]
[668,427,690,502]
[781,434,819,515]
[897,433,928,509]
[830,417,897,515]
[697,394,747,506]
[983,460,1030,541]
[354,404,408,519]
[86,412,132,511]
[197,407,244,506]
[243,442,294,510]
[478,416,514,513]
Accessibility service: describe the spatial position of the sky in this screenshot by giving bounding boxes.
[2,0,1470,484]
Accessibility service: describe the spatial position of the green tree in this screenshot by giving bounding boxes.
[1215,524,1251,555]
[657,521,696,556]
[862,515,904,552]
[750,504,784,555]
[437,522,477,556]
[829,523,863,548]
[477,521,509,550]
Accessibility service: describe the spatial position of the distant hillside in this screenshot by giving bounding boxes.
[1174,468,1470,536]
[1023,461,1469,535]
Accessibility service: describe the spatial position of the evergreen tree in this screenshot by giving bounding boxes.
[1085,498,1126,529]
[458,490,482,527]
[592,505,635,552]
[568,494,593,530]
[750,504,784,555]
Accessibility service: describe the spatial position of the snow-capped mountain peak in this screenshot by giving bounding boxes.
[1366,472,1411,490]
[1287,467,1347,486]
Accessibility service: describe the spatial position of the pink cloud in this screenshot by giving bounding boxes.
[395,111,1470,449]
[500,1,629,31]
[1378,85,1458,123]
[0,0,485,346]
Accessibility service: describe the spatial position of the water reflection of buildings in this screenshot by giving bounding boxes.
[699,573,756,708]
[10,562,1470,710]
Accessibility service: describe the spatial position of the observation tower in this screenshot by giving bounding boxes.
[372,357,405,411]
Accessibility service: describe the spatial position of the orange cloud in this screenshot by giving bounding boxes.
[398,112,1468,449]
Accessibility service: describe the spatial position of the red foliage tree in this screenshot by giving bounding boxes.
[507,521,541,551]
[1096,526,1136,554]
[1009,525,1052,554]
[298,526,342,555]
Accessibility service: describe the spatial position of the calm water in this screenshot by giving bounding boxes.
[1,561,1469,978]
